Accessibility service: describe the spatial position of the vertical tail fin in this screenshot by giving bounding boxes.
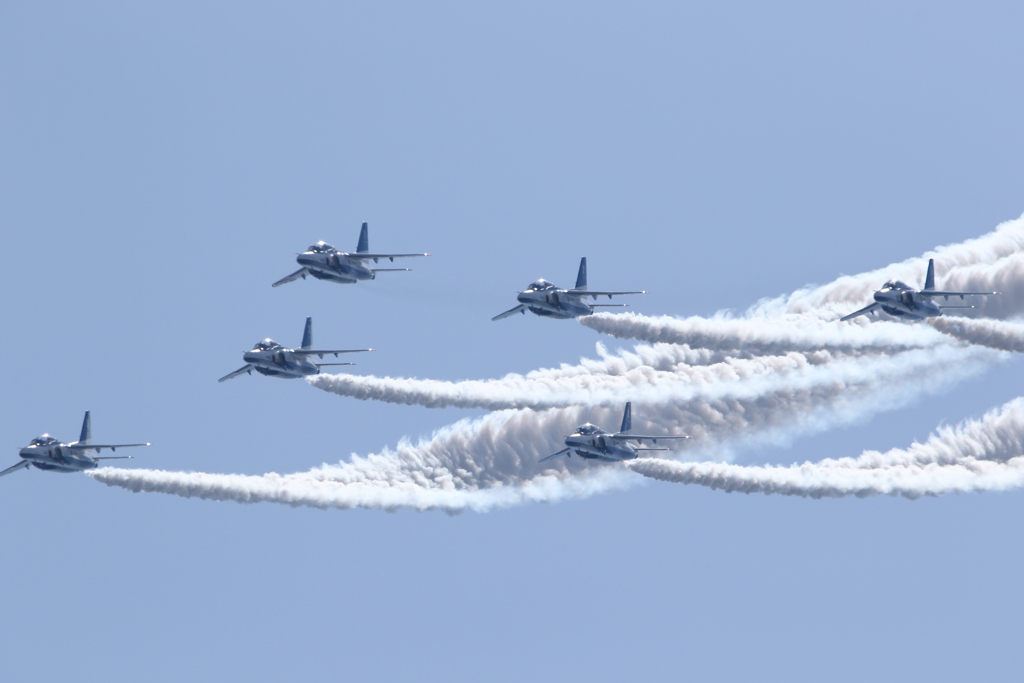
[924,258,936,291]
[79,411,92,445]
[575,257,587,290]
[620,402,632,433]
[356,222,369,253]
[301,317,313,349]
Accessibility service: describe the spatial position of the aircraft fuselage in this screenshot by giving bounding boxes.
[243,346,319,379]
[872,287,941,320]
[297,250,374,285]
[18,442,98,473]
[517,288,594,319]
[564,430,636,462]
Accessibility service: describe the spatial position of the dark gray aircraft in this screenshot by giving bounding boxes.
[540,402,688,463]
[219,317,372,382]
[273,222,429,287]
[840,258,998,322]
[0,411,149,478]
[492,257,646,321]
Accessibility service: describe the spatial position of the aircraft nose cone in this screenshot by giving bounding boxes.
[517,293,529,304]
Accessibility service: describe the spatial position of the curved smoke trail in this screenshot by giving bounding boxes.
[578,313,946,354]
[627,397,1024,499]
[930,317,1024,354]
[89,343,1000,511]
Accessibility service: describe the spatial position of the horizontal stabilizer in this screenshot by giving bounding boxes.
[839,303,881,322]
[590,304,629,308]
[292,349,373,358]
[272,268,309,287]
[350,253,430,261]
[634,447,671,451]
[610,434,690,441]
[492,305,527,321]
[539,447,571,463]
[94,455,135,460]
[0,461,30,478]
[565,290,647,298]
[919,290,1000,297]
[370,268,411,273]
[68,443,150,452]
[315,363,356,368]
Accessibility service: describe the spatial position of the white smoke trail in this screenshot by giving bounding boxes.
[309,344,980,413]
[578,312,946,354]
[89,343,1000,512]
[930,317,1024,354]
[773,214,1024,320]
[627,397,1024,499]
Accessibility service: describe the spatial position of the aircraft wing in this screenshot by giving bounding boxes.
[218,364,254,382]
[539,447,571,463]
[839,303,881,322]
[272,268,309,287]
[919,290,1000,297]
[68,443,150,452]
[0,461,30,478]
[292,349,374,357]
[491,305,527,321]
[565,290,647,299]
[348,253,430,261]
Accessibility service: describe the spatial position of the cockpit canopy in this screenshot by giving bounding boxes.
[527,279,554,291]
[882,280,910,291]
[253,339,281,351]
[30,434,56,446]
[306,241,335,254]
[574,423,600,435]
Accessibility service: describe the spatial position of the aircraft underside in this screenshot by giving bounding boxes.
[253,366,306,379]
[308,269,360,284]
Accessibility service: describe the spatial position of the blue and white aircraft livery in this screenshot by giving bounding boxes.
[840,258,1000,322]
[219,317,373,382]
[491,257,646,321]
[272,222,430,287]
[0,411,149,478]
[540,402,689,463]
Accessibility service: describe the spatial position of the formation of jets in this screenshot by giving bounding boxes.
[10,221,1004,481]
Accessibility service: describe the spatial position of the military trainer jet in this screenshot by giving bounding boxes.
[219,317,372,382]
[540,402,688,463]
[492,257,646,321]
[0,411,149,478]
[273,222,429,287]
[840,258,999,322]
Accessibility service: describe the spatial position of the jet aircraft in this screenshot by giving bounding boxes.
[273,222,429,287]
[0,411,149,478]
[840,258,999,322]
[491,257,646,321]
[219,316,372,382]
[540,402,688,463]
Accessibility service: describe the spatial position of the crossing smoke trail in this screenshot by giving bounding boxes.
[308,344,975,412]
[89,343,1000,512]
[930,317,1024,354]
[579,313,946,355]
[626,397,1024,499]
[580,215,1024,350]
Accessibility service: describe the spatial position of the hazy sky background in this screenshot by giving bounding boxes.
[1,2,1022,681]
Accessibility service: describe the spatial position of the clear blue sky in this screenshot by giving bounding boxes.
[1,2,1022,681]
